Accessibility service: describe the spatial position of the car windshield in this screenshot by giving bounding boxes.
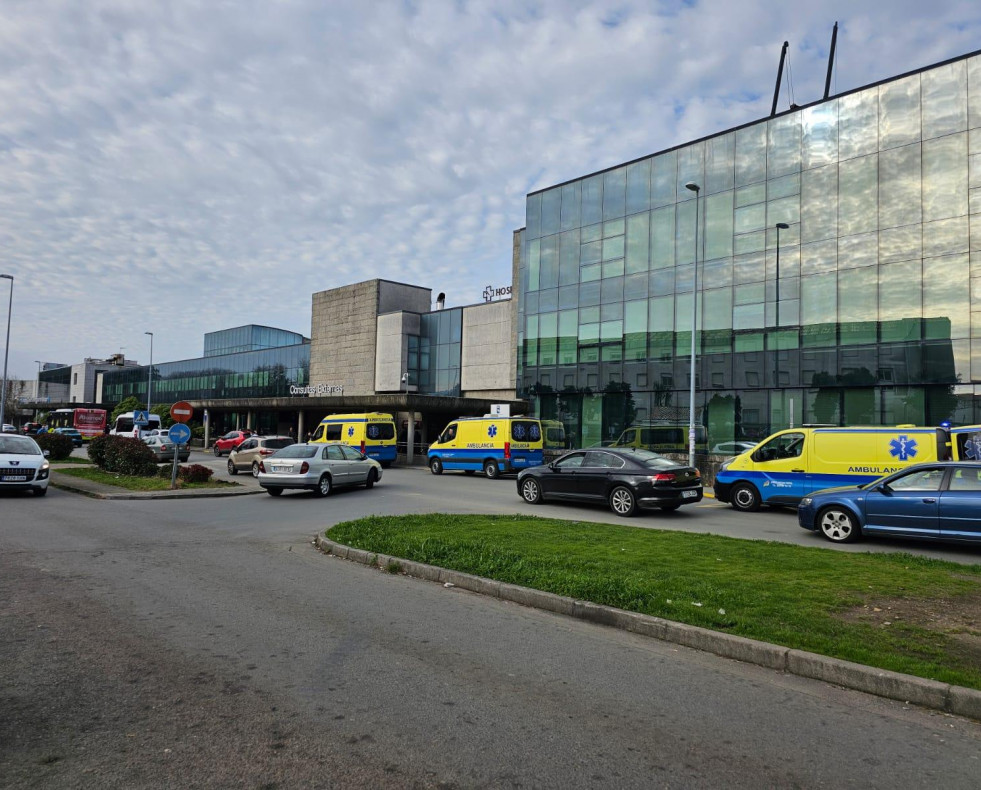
[0,436,41,455]
[270,445,318,459]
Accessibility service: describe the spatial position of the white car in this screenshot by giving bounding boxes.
[0,434,50,496]
[2,423,17,434]
[258,442,382,497]
[711,441,757,456]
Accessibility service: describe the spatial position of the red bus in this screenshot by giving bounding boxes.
[46,408,108,440]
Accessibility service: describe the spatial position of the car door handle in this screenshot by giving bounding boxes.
[792,469,805,473]
[922,498,937,504]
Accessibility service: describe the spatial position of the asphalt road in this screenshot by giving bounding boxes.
[2,455,980,788]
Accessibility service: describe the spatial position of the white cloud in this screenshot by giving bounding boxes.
[0,0,979,376]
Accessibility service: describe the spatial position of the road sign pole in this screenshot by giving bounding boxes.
[171,444,180,489]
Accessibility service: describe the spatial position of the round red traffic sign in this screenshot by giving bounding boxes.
[170,401,194,423]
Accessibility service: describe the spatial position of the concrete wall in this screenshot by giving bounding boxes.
[461,300,515,397]
[311,279,432,397]
[310,281,381,396]
[375,311,420,392]
[378,281,430,315]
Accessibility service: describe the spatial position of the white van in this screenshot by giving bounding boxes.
[110,411,162,439]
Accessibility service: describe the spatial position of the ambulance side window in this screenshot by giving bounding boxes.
[312,424,326,441]
[441,424,458,443]
[324,424,342,441]
[754,432,805,462]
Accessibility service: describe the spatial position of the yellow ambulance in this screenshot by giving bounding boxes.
[311,412,397,467]
[428,415,544,478]
[714,425,949,511]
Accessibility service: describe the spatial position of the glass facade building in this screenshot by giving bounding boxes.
[101,344,310,406]
[203,325,307,357]
[408,308,464,397]
[519,51,981,450]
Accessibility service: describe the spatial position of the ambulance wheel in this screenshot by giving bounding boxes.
[227,459,238,475]
[730,483,761,512]
[609,485,637,517]
[429,457,443,475]
[520,478,542,504]
[483,460,500,479]
[818,507,861,543]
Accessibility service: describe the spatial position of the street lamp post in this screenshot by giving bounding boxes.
[145,331,153,417]
[0,274,13,429]
[774,222,789,327]
[684,182,701,468]
[774,223,790,398]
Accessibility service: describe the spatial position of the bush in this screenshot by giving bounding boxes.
[91,435,158,477]
[87,434,110,467]
[177,464,213,484]
[34,432,74,461]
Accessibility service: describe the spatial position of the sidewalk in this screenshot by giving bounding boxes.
[49,468,262,500]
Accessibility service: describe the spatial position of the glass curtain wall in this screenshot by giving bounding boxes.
[101,344,310,404]
[520,53,981,451]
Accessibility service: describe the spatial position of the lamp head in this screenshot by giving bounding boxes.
[684,182,700,193]
[0,274,12,281]
[776,222,789,230]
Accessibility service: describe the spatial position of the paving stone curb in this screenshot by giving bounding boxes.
[315,534,981,721]
[50,475,262,500]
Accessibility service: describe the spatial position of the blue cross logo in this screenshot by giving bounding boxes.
[514,424,526,440]
[487,425,498,438]
[964,436,981,460]
[347,426,355,438]
[889,435,918,461]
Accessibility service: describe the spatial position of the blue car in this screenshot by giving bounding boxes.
[52,427,84,447]
[798,462,981,545]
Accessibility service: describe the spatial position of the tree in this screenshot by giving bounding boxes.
[111,396,142,423]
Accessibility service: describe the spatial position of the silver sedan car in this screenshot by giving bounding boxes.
[257,442,382,497]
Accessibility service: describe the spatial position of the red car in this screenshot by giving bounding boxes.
[212,430,253,457]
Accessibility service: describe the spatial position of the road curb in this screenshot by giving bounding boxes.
[315,534,981,721]
[49,478,263,500]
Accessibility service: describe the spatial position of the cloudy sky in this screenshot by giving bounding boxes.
[1,0,980,379]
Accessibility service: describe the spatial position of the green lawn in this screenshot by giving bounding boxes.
[56,467,237,491]
[329,514,981,690]
[52,456,95,465]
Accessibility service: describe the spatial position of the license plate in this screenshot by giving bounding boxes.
[2,475,28,482]
[271,466,290,473]
[681,490,698,499]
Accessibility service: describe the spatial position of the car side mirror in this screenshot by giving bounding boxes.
[875,482,892,494]
[43,449,50,458]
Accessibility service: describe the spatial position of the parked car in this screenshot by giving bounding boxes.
[710,441,757,456]
[0,434,50,496]
[146,428,170,439]
[516,447,703,517]
[2,423,17,434]
[52,427,84,447]
[799,462,981,545]
[143,435,190,463]
[22,422,44,435]
[257,442,382,497]
[228,435,295,477]
[212,430,253,457]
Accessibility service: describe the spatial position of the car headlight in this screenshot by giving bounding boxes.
[800,496,813,506]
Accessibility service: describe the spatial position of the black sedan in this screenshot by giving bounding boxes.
[516,448,703,517]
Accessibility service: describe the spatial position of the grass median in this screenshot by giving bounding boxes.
[56,467,237,491]
[329,514,981,690]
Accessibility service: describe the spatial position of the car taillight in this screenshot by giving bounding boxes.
[504,441,511,460]
[300,462,309,474]
[259,461,266,473]
[259,448,274,455]
[650,473,676,483]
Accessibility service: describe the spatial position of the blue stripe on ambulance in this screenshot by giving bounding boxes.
[430,447,544,470]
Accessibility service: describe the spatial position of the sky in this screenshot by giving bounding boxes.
[1,0,980,380]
